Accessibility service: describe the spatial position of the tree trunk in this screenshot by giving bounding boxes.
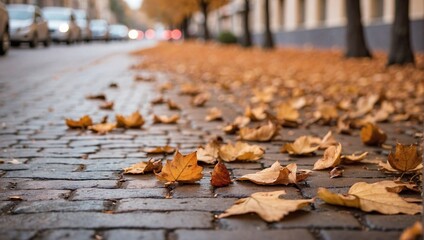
[181,16,191,40]
[387,0,414,66]
[200,0,210,41]
[241,0,252,47]
[345,0,371,58]
[262,0,274,49]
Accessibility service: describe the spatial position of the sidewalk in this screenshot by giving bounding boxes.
[0,42,422,240]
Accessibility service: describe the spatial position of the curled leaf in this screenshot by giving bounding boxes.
[239,121,278,142]
[197,139,221,164]
[245,106,267,121]
[167,100,181,110]
[66,115,93,129]
[360,122,387,146]
[123,159,162,174]
[388,143,423,172]
[313,143,342,170]
[153,114,179,124]
[219,142,264,162]
[276,103,300,123]
[329,167,344,178]
[341,152,368,164]
[281,136,319,155]
[211,162,232,187]
[116,112,145,128]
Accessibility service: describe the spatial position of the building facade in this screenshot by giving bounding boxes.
[206,0,424,52]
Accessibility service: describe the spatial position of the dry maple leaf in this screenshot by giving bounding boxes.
[281,136,320,155]
[360,122,387,146]
[116,112,145,128]
[191,93,210,107]
[197,140,221,164]
[314,104,338,124]
[86,94,106,101]
[167,100,181,110]
[123,159,162,174]
[239,121,278,142]
[317,131,338,149]
[65,115,93,128]
[245,106,267,121]
[88,123,116,134]
[218,190,314,222]
[155,151,203,183]
[341,152,368,164]
[143,146,176,154]
[153,114,179,124]
[99,101,114,110]
[238,161,310,185]
[219,142,264,162]
[317,181,422,215]
[276,103,300,123]
[378,161,423,173]
[313,143,342,170]
[350,94,380,118]
[211,162,232,187]
[205,107,223,121]
[388,143,423,172]
[400,221,422,240]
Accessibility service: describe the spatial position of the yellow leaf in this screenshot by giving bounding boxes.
[239,121,278,142]
[205,107,223,121]
[155,151,203,183]
[153,114,179,124]
[219,142,264,162]
[341,152,368,164]
[313,143,342,170]
[360,122,387,146]
[88,123,116,134]
[116,112,145,128]
[218,190,314,222]
[143,146,176,154]
[65,115,93,128]
[197,139,221,164]
[123,159,162,174]
[281,136,319,155]
[317,181,422,215]
[388,143,423,172]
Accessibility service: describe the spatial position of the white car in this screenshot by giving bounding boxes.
[74,9,91,42]
[43,7,80,44]
[8,4,50,48]
[90,19,109,41]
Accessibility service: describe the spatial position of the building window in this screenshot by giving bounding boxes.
[371,0,384,20]
[318,0,327,23]
[298,0,306,26]
[279,0,285,28]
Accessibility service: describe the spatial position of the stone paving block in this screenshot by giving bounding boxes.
[306,177,380,188]
[0,201,12,211]
[0,230,36,240]
[171,183,214,198]
[37,230,95,240]
[215,181,302,199]
[16,180,117,190]
[217,215,269,230]
[4,170,118,180]
[72,188,167,200]
[272,211,361,229]
[173,229,315,240]
[364,214,422,230]
[0,211,213,230]
[0,189,70,201]
[102,230,166,240]
[13,200,105,213]
[124,176,165,189]
[117,198,237,212]
[320,230,400,240]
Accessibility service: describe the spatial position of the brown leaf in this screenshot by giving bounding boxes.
[153,114,179,124]
[99,101,114,110]
[245,106,267,121]
[313,143,342,170]
[211,162,231,187]
[341,152,368,164]
[167,100,181,110]
[219,142,264,162]
[350,94,379,118]
[191,93,209,107]
[218,190,314,222]
[276,103,300,122]
[239,161,309,185]
[123,159,162,174]
[134,74,154,81]
[86,94,106,101]
[65,115,93,128]
[360,122,387,146]
[400,221,423,240]
[314,104,338,124]
[151,96,165,104]
[143,146,176,154]
[281,136,319,155]
[205,107,223,121]
[378,161,423,173]
[88,123,116,134]
[388,143,423,172]
[197,140,221,164]
[239,121,278,142]
[8,196,23,201]
[317,181,422,215]
[223,116,250,134]
[155,151,203,183]
[329,167,344,178]
[318,131,338,149]
[179,83,201,95]
[116,112,145,128]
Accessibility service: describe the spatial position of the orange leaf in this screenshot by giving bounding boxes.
[211,162,231,187]
[155,151,203,183]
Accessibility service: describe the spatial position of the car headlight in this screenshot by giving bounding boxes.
[59,24,69,33]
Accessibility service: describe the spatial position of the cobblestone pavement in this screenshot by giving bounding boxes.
[0,42,422,240]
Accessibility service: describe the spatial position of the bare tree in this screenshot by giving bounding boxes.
[241,0,252,47]
[262,0,274,49]
[345,0,371,58]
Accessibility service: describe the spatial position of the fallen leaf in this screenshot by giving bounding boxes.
[378,161,423,173]
[317,181,422,215]
[400,221,422,240]
[388,143,423,172]
[218,190,314,222]
[7,159,22,164]
[159,82,173,92]
[318,131,338,149]
[99,101,114,110]
[89,123,116,134]
[134,74,154,81]
[143,146,176,154]
[313,143,342,170]
[314,104,338,124]
[211,162,232,187]
[276,103,300,122]
[167,100,181,110]
[239,121,278,142]
[65,115,93,128]
[109,82,118,88]
[205,107,223,121]
[191,93,209,107]
[223,116,250,134]
[281,136,319,155]
[156,151,203,183]
[245,106,267,121]
[86,94,106,100]
[238,161,309,185]
[8,196,23,201]
[341,152,368,164]
[350,94,379,118]
[151,96,165,104]
[329,167,344,178]
[123,159,162,174]
[116,112,145,128]
[180,83,201,95]
[153,114,179,124]
[219,142,264,162]
[197,140,221,164]
[360,122,387,146]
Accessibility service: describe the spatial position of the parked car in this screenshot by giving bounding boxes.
[7,4,50,48]
[90,19,109,41]
[43,7,79,44]
[108,24,129,41]
[0,2,9,55]
[74,9,91,42]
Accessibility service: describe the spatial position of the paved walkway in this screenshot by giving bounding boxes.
[0,42,421,240]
